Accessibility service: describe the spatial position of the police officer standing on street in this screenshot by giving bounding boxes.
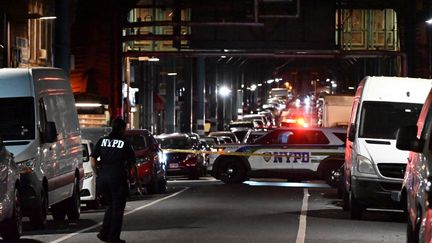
[90,117,141,243]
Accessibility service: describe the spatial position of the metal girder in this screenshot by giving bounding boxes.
[124,21,264,28]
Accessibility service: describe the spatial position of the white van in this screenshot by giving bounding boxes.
[0,68,83,228]
[343,76,432,219]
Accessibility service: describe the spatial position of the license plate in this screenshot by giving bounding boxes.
[169,163,179,169]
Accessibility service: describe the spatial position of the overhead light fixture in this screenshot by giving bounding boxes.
[39,16,56,20]
[348,86,355,90]
[219,86,232,97]
[250,84,257,91]
[223,49,229,52]
[221,55,227,59]
[76,103,103,108]
[267,79,274,84]
[167,72,177,76]
[148,57,160,62]
[426,18,432,24]
[257,83,263,87]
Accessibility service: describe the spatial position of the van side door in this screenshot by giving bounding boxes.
[38,98,55,180]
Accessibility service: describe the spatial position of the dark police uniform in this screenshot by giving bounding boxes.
[91,134,135,242]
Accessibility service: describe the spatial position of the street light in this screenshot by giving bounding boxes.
[219,85,231,97]
[217,85,232,130]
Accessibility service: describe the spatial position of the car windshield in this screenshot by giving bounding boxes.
[0,97,35,140]
[158,137,194,149]
[202,138,216,146]
[359,101,423,139]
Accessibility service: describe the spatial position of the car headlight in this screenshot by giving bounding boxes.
[357,155,376,175]
[17,158,36,174]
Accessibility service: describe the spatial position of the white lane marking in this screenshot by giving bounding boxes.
[50,187,189,243]
[296,188,310,243]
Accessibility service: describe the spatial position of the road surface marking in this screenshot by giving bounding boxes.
[50,187,189,243]
[296,188,309,243]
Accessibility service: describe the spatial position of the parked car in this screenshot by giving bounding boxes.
[230,128,250,143]
[156,133,206,179]
[240,114,269,128]
[228,120,257,130]
[208,127,346,186]
[343,76,431,219]
[124,129,167,194]
[80,139,100,209]
[208,131,240,143]
[200,136,223,148]
[242,130,268,144]
[396,88,432,242]
[0,139,21,240]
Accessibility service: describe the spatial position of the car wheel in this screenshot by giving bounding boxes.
[158,177,167,193]
[341,184,350,211]
[29,189,48,229]
[66,178,80,221]
[146,169,159,194]
[324,163,342,188]
[0,187,22,240]
[349,189,363,220]
[51,202,66,221]
[219,159,247,184]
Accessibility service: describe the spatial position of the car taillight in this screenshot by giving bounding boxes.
[296,118,309,127]
[183,154,198,166]
[217,147,225,153]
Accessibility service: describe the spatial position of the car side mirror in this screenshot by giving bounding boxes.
[396,125,422,153]
[347,124,356,142]
[42,121,57,143]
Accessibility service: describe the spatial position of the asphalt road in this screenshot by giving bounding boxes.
[6,177,406,243]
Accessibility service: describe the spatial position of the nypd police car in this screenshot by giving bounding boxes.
[208,127,346,186]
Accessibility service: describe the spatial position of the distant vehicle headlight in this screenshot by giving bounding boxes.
[158,151,166,164]
[356,155,376,175]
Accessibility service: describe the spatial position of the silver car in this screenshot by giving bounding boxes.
[0,139,21,240]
